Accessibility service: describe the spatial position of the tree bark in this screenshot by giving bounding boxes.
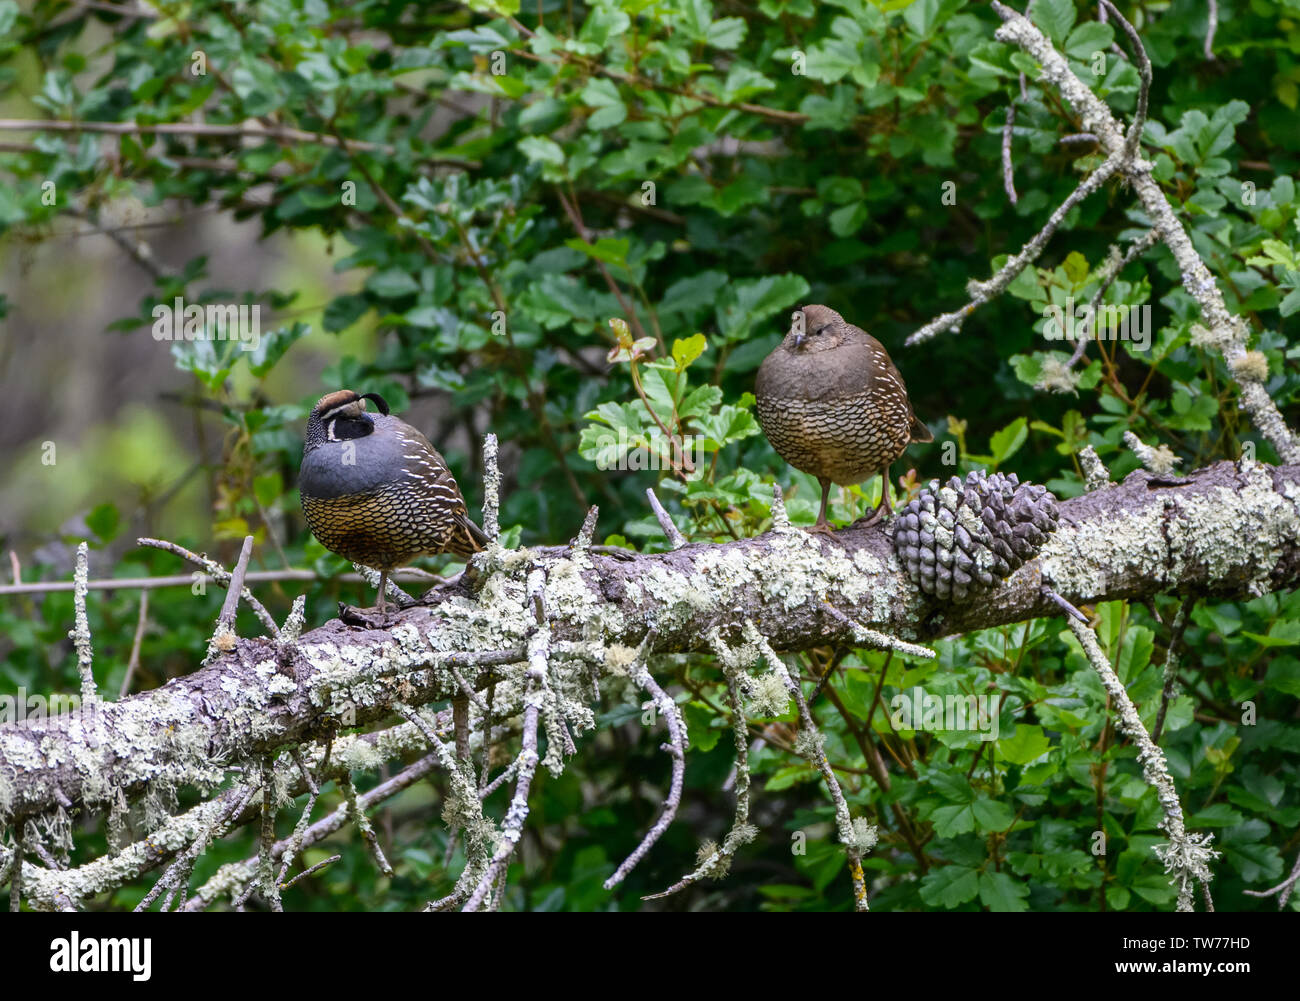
[2,458,1297,828]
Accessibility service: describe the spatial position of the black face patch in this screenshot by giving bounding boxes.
[326,413,375,442]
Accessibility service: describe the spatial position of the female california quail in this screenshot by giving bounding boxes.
[755,304,932,532]
[299,389,490,610]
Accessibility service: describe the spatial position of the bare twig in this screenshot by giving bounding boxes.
[743,623,875,911]
[821,603,936,659]
[462,576,551,910]
[1002,102,1018,205]
[0,567,444,597]
[1153,596,1195,743]
[605,632,686,888]
[217,536,255,628]
[1067,615,1218,911]
[1099,1,1150,163]
[185,752,442,910]
[769,483,791,531]
[646,488,687,549]
[482,433,501,542]
[1067,229,1161,368]
[119,590,149,699]
[340,773,393,878]
[1078,445,1113,491]
[275,749,322,890]
[9,829,22,912]
[1040,586,1089,623]
[137,785,257,912]
[137,538,280,638]
[1244,849,1300,908]
[0,118,471,162]
[66,206,169,281]
[907,156,1120,346]
[645,667,755,899]
[70,542,98,704]
[279,854,341,891]
[574,505,600,549]
[989,1,1300,461]
[258,756,283,912]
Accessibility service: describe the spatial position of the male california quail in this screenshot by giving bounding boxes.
[755,304,932,532]
[300,389,490,610]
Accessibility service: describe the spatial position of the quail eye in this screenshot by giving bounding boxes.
[814,324,829,336]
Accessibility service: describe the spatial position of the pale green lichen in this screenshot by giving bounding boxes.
[603,644,640,675]
[1230,350,1270,382]
[1042,462,1300,601]
[847,816,879,853]
[746,671,790,718]
[794,727,825,762]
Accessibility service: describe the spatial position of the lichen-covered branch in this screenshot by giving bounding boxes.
[907,155,1120,346]
[989,1,1300,463]
[2,460,1298,839]
[1067,615,1218,911]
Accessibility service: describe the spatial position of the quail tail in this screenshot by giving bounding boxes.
[447,516,491,559]
[909,413,934,443]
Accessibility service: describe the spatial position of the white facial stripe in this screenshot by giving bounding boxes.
[321,402,362,421]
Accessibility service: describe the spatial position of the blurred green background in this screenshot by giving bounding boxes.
[1,0,1298,911]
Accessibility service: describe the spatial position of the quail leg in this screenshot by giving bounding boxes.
[806,479,837,535]
[851,465,893,529]
[376,570,388,613]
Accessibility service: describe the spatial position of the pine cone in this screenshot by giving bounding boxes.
[891,470,1059,602]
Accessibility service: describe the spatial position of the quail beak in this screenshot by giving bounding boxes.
[791,310,807,349]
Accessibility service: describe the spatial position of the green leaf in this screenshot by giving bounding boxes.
[694,404,760,448]
[683,702,722,751]
[979,870,1030,912]
[366,270,420,299]
[1064,22,1114,61]
[518,136,565,167]
[989,417,1028,465]
[580,78,626,130]
[716,274,810,341]
[565,237,629,268]
[86,502,120,543]
[972,797,1016,832]
[246,323,308,378]
[1117,625,1154,683]
[930,803,976,837]
[671,333,707,370]
[1264,658,1300,696]
[707,16,746,49]
[253,472,283,509]
[919,864,980,908]
[661,272,729,316]
[997,725,1052,765]
[1031,0,1076,45]
[828,201,868,237]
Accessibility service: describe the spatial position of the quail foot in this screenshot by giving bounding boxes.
[299,389,489,612]
[755,305,932,533]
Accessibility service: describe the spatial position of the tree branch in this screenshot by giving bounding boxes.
[3,460,1297,832]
